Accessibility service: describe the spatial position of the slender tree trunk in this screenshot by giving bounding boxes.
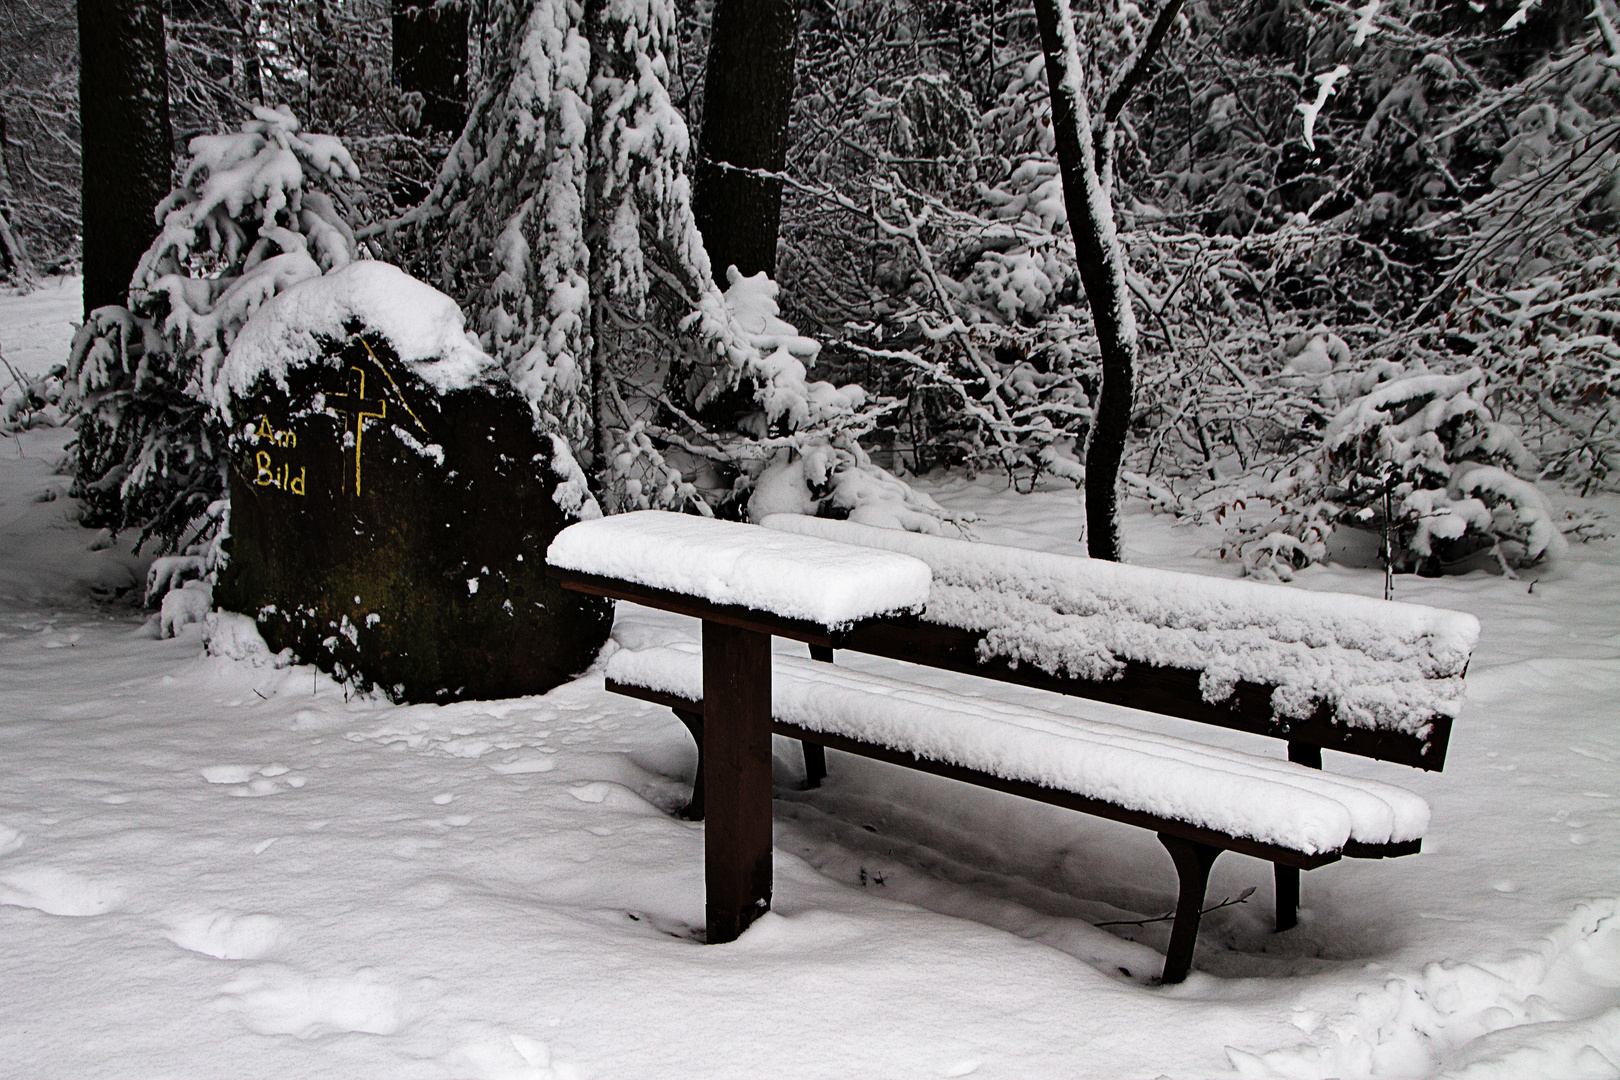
[692,0,798,282]
[77,0,172,315]
[392,0,469,136]
[1032,0,1139,561]
[0,109,37,286]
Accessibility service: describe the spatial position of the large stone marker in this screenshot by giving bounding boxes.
[211,262,612,702]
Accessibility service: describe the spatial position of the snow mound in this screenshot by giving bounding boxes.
[547,510,930,630]
[160,580,214,639]
[203,611,291,667]
[209,261,494,416]
[765,514,1480,735]
[1229,899,1620,1079]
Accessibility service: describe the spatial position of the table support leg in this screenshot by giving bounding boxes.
[672,708,705,821]
[802,644,835,788]
[702,619,773,943]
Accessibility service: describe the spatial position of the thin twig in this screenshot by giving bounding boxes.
[1094,886,1256,928]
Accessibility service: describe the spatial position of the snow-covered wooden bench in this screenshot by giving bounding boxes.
[547,510,1478,983]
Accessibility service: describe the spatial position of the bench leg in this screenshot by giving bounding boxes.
[1274,864,1299,932]
[802,644,835,789]
[801,743,827,789]
[702,619,774,944]
[1274,741,1321,932]
[672,708,705,821]
[1157,833,1222,985]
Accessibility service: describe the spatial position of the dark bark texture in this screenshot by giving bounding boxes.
[692,0,798,281]
[77,0,171,315]
[392,0,469,136]
[1032,0,1140,561]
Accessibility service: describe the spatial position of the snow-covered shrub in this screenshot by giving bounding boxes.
[66,106,361,553]
[203,610,293,666]
[605,269,940,521]
[1,362,64,432]
[745,439,964,533]
[1320,368,1560,571]
[1214,364,1562,577]
[144,554,207,608]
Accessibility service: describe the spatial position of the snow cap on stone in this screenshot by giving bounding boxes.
[209,261,494,416]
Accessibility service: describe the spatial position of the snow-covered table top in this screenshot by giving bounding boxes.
[763,515,1480,737]
[546,510,931,632]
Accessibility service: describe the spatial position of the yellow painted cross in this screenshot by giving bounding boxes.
[325,365,386,496]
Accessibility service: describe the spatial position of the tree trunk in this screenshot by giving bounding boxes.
[1032,0,1139,561]
[78,0,172,315]
[692,0,798,282]
[392,0,469,136]
[0,109,37,286]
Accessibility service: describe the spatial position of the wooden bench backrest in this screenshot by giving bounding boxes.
[837,617,1451,769]
[765,515,1478,772]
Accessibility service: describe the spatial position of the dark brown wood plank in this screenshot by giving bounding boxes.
[701,620,775,943]
[838,619,1452,771]
[603,678,1339,870]
[607,680,699,716]
[1344,838,1422,859]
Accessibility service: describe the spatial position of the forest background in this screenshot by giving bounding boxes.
[2,0,1617,581]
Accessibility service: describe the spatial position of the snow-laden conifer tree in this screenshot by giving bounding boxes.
[67,106,362,552]
[382,0,923,523]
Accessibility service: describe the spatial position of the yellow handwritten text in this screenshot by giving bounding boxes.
[254,415,298,448]
[254,450,307,496]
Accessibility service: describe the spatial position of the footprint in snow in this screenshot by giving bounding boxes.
[215,965,403,1039]
[459,1029,573,1080]
[0,825,23,856]
[201,765,260,784]
[566,782,662,814]
[489,755,556,775]
[200,764,306,796]
[164,911,283,959]
[0,866,124,916]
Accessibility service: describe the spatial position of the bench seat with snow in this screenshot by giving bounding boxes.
[546,511,1478,983]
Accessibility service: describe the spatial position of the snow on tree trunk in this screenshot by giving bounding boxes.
[691,0,799,281]
[78,0,172,315]
[1032,0,1138,562]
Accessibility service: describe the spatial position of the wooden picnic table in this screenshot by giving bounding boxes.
[545,511,931,942]
[548,510,1469,980]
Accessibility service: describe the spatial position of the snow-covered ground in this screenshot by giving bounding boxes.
[1,282,1617,1079]
[0,275,79,378]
